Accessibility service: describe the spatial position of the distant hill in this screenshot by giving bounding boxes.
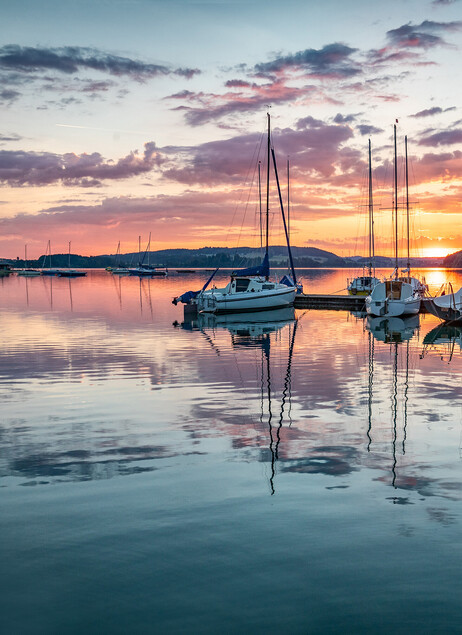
[105,246,346,268]
[5,253,114,269]
[443,250,462,268]
[1,246,449,269]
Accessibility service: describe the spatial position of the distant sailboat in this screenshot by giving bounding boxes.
[110,241,130,274]
[129,234,168,277]
[58,242,86,277]
[17,245,41,276]
[40,240,61,275]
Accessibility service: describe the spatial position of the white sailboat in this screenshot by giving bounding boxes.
[366,125,420,317]
[348,140,379,296]
[426,286,462,322]
[17,245,41,276]
[174,113,297,314]
[397,136,427,296]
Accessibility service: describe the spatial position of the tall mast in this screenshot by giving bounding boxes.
[393,123,399,278]
[266,112,270,264]
[405,135,410,273]
[68,241,71,269]
[258,161,262,249]
[368,139,375,278]
[287,156,290,240]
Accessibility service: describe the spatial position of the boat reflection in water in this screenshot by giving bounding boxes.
[421,323,462,363]
[180,306,298,494]
[366,314,420,343]
[195,306,295,337]
[365,314,417,494]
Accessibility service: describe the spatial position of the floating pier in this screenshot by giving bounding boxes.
[183,294,433,320]
[294,294,366,311]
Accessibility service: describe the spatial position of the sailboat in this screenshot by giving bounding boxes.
[397,136,427,296]
[58,242,86,277]
[426,284,462,323]
[173,113,297,314]
[111,241,130,274]
[366,125,420,317]
[348,140,380,296]
[17,245,41,276]
[0,262,13,276]
[129,234,168,277]
[40,240,62,275]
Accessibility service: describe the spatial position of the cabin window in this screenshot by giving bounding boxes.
[235,278,250,292]
[385,280,402,300]
[262,284,274,290]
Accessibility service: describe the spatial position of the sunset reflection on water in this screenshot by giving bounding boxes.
[1,268,461,633]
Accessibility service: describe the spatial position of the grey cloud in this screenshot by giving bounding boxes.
[386,20,462,49]
[0,45,201,81]
[254,43,360,78]
[357,124,384,136]
[418,128,462,146]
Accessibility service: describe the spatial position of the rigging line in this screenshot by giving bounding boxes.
[225,128,265,248]
[235,153,262,257]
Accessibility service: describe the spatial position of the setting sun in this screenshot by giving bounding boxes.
[422,247,454,259]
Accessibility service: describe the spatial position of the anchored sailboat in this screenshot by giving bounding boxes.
[173,113,298,314]
[366,125,420,317]
[17,245,41,276]
[58,242,86,277]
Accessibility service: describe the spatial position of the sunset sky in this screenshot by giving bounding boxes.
[1,0,461,259]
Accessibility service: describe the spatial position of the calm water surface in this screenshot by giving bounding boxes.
[1,269,461,633]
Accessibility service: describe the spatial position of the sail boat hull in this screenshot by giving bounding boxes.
[197,284,296,314]
[366,280,420,317]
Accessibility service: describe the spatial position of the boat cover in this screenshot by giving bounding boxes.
[232,253,269,278]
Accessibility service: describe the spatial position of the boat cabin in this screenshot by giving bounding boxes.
[370,280,414,301]
[229,277,274,294]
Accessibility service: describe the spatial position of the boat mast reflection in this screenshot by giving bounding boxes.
[177,306,297,495]
[366,314,418,490]
[263,319,298,494]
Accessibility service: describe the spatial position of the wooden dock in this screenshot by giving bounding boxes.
[183,294,432,319]
[294,294,366,311]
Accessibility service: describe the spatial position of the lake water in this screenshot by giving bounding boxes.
[1,268,461,633]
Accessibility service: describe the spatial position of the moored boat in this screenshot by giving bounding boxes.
[366,125,421,317]
[0,262,13,276]
[174,113,298,314]
[17,245,41,276]
[425,286,462,322]
[57,241,87,277]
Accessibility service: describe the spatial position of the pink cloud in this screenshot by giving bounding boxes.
[0,142,163,187]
